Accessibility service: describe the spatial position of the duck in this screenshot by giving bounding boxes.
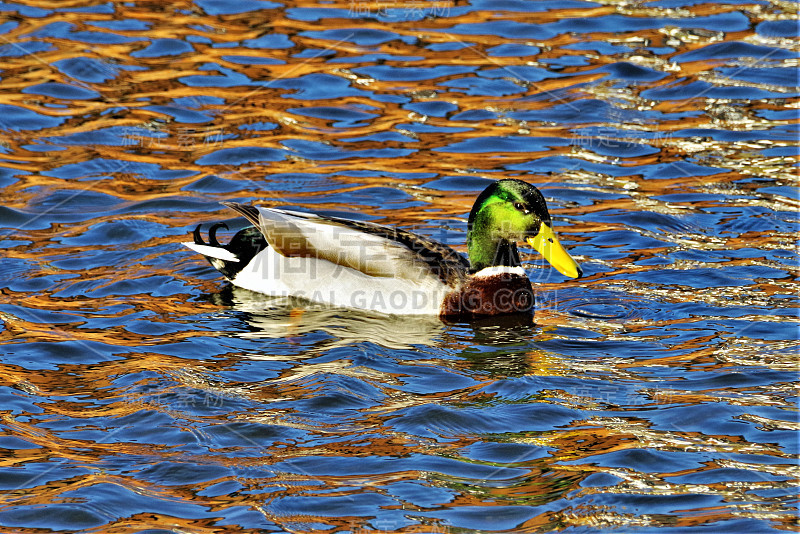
[183,179,582,318]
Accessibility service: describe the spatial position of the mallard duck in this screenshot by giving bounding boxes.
[184,179,582,318]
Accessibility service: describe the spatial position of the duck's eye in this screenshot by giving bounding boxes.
[514,202,528,213]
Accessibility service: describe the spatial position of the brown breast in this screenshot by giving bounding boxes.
[440,273,534,318]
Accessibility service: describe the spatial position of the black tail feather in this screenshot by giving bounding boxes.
[194,222,231,248]
[193,224,206,246]
[208,222,229,247]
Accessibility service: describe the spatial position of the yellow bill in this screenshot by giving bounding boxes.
[527,223,583,278]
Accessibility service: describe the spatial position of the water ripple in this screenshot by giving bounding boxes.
[0,0,796,532]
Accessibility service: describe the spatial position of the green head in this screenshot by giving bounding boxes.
[467,179,582,278]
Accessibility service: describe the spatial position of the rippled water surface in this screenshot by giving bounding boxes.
[1,0,798,532]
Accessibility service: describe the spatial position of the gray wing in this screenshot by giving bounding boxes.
[221,202,469,284]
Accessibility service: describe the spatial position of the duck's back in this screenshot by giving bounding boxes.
[218,204,472,315]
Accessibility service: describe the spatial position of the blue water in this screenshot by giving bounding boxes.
[0,0,798,532]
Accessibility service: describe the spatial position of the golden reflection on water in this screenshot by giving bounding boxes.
[0,0,797,531]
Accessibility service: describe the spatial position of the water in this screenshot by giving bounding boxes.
[0,0,798,532]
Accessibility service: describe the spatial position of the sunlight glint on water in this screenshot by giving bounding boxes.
[0,0,797,532]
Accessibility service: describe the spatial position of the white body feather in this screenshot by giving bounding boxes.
[187,207,457,315]
[183,242,239,262]
[229,246,448,315]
